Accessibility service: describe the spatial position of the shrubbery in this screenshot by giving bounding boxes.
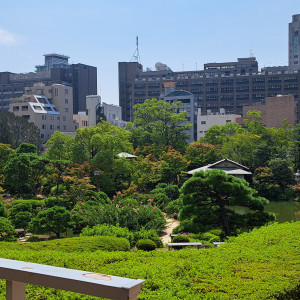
[81,224,163,248]
[0,222,298,298]
[136,239,156,251]
[172,235,189,243]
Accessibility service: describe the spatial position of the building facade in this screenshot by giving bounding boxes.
[9,83,76,142]
[197,108,241,140]
[289,14,300,70]
[162,89,196,143]
[0,54,97,114]
[239,95,297,128]
[118,59,300,122]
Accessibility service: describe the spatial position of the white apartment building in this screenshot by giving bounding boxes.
[9,83,76,142]
[197,108,241,140]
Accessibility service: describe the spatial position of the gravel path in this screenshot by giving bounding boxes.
[160,218,180,245]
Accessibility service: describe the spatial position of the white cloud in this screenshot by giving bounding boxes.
[0,27,18,46]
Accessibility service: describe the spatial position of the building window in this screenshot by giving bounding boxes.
[21,106,28,111]
[63,116,66,121]
[65,108,68,112]
[50,125,54,130]
[50,116,54,120]
[65,89,68,95]
[22,115,30,120]
[42,115,46,120]
[65,99,68,104]
[201,121,206,124]
[63,125,66,130]
[42,124,46,129]
[13,106,19,111]
[226,120,231,123]
[57,126,60,129]
[41,134,44,139]
[57,116,60,120]
[55,89,58,96]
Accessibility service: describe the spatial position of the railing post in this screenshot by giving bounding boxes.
[6,280,25,300]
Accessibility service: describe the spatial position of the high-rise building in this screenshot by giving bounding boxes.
[289,14,300,70]
[0,54,97,114]
[118,59,300,122]
[9,83,76,143]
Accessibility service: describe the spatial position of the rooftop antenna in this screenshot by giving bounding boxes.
[130,36,141,64]
[250,43,254,57]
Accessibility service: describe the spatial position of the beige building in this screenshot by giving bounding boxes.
[240,95,297,128]
[9,83,76,143]
[197,108,241,139]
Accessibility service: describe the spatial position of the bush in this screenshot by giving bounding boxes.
[133,228,163,248]
[81,224,163,248]
[172,235,189,243]
[136,239,156,251]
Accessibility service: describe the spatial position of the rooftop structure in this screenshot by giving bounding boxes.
[289,14,300,70]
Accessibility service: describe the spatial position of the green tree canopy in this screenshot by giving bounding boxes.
[45,131,75,160]
[29,206,72,238]
[127,98,192,152]
[179,170,274,236]
[0,111,41,149]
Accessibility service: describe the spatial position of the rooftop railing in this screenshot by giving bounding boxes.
[0,258,144,300]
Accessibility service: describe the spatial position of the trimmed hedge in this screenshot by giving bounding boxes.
[172,235,189,243]
[0,222,298,299]
[136,239,156,251]
[0,236,130,252]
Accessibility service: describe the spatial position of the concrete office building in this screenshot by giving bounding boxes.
[197,108,241,140]
[161,87,196,143]
[289,14,300,70]
[119,58,300,122]
[239,95,297,128]
[9,83,76,142]
[0,54,97,114]
[102,102,127,129]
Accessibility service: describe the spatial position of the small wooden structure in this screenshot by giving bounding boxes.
[0,258,144,300]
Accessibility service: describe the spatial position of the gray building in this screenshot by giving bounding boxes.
[0,54,97,114]
[161,89,196,143]
[118,59,300,122]
[289,14,300,70]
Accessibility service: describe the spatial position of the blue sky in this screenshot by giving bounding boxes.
[0,0,298,105]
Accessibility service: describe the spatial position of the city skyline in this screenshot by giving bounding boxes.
[0,0,298,105]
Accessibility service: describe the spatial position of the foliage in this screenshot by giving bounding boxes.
[29,206,72,237]
[9,199,45,229]
[0,223,298,299]
[185,142,220,170]
[0,143,14,172]
[172,235,189,243]
[16,143,37,154]
[45,131,75,160]
[127,98,192,151]
[72,121,133,162]
[71,195,166,233]
[179,170,275,236]
[0,111,41,149]
[81,224,163,248]
[160,147,188,184]
[136,239,157,251]
[0,217,16,241]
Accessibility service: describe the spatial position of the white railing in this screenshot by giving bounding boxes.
[0,258,144,300]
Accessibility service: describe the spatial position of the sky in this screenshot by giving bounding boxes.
[0,0,299,105]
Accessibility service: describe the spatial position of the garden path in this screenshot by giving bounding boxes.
[160,218,180,245]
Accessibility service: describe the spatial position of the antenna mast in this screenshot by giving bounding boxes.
[131,36,141,63]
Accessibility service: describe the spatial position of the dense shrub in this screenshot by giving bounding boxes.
[0,217,16,241]
[172,235,189,243]
[136,239,156,251]
[81,224,163,248]
[0,222,298,298]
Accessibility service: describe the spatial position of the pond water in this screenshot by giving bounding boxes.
[232,202,300,223]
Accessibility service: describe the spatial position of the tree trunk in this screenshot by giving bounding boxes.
[219,200,230,236]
